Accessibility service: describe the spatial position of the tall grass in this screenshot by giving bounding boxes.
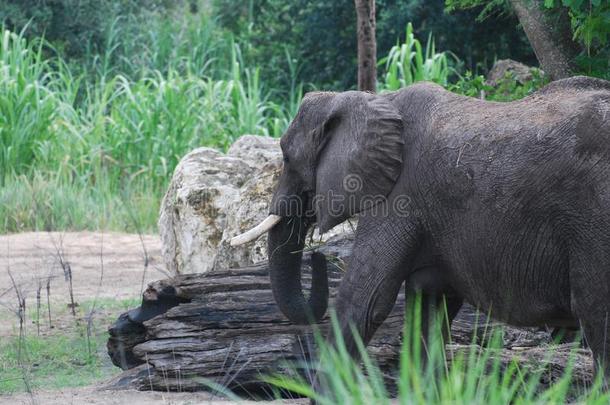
[379,23,454,91]
[0,12,301,234]
[267,306,609,404]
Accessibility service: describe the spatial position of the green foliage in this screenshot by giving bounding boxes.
[212,0,358,90]
[267,307,610,404]
[544,0,610,77]
[0,0,180,58]
[445,0,511,20]
[0,22,300,233]
[449,68,548,101]
[379,23,454,91]
[89,10,235,80]
[448,71,490,97]
[213,0,535,90]
[0,30,56,181]
[544,0,610,49]
[377,22,547,99]
[445,0,610,78]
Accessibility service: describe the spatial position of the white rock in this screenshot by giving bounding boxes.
[214,159,283,269]
[159,135,355,275]
[227,134,281,169]
[158,147,253,274]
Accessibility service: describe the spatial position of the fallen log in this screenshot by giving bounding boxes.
[106,236,593,394]
[107,236,408,392]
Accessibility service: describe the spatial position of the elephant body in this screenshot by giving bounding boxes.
[262,76,610,382]
[392,77,609,328]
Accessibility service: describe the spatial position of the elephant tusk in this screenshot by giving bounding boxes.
[230,215,282,246]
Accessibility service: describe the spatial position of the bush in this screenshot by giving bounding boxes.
[379,23,454,91]
[449,69,548,101]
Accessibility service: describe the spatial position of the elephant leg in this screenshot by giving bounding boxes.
[405,265,462,348]
[570,249,610,383]
[405,286,462,364]
[329,216,420,358]
[310,217,419,404]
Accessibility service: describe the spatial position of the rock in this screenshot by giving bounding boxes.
[486,59,543,87]
[159,135,355,275]
[213,159,283,269]
[227,134,282,169]
[159,147,252,275]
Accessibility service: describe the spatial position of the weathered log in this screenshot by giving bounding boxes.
[107,236,593,394]
[107,236,406,392]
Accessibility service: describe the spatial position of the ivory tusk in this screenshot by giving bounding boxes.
[230,215,282,246]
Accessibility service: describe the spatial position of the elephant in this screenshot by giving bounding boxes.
[231,76,610,386]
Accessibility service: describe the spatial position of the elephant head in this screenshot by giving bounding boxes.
[231,91,404,324]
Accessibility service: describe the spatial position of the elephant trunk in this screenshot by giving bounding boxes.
[267,216,328,324]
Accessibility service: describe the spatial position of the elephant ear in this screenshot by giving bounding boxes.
[314,92,404,233]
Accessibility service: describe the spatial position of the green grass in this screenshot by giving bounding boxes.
[0,15,300,234]
[267,305,609,404]
[0,331,111,393]
[0,297,140,394]
[0,174,159,233]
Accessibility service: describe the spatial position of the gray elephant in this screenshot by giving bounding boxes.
[231,76,610,383]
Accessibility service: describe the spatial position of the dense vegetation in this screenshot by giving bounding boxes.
[446,0,610,78]
[0,11,299,233]
[0,1,603,233]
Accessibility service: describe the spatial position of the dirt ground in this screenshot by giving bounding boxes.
[0,387,307,405]
[0,232,303,404]
[0,231,168,336]
[0,231,166,308]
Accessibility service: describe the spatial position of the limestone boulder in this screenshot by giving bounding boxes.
[158,147,252,275]
[159,135,355,275]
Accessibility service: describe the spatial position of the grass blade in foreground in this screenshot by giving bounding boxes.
[265,305,609,404]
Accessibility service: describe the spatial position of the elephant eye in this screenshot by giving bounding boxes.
[283,156,289,164]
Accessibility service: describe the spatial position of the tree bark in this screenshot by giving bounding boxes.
[106,235,592,394]
[509,0,581,80]
[355,0,377,92]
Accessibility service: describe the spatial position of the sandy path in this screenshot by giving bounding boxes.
[0,387,306,404]
[0,232,167,328]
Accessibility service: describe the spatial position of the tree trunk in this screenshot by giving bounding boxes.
[509,0,581,80]
[355,0,377,92]
[106,236,592,394]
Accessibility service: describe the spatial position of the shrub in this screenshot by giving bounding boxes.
[379,23,454,91]
[449,69,548,101]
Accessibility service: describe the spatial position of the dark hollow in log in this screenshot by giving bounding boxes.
[107,236,593,394]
